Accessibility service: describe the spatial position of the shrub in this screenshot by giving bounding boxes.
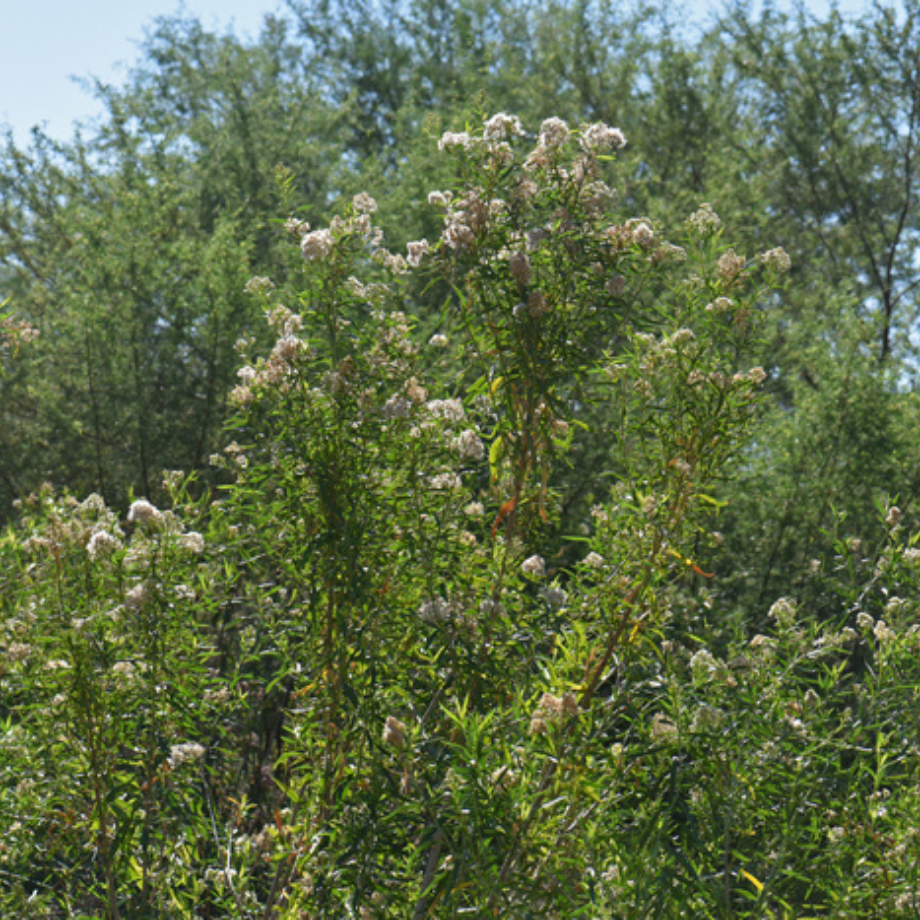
[2,115,918,919]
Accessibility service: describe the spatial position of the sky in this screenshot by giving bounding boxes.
[0,0,884,148]
[1,0,285,145]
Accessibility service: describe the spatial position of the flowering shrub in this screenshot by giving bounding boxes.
[1,115,918,918]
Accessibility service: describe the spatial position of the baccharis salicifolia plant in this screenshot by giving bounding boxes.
[17,114,920,919]
[218,113,781,916]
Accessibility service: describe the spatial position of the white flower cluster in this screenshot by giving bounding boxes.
[768,597,797,629]
[579,122,627,152]
[690,648,720,682]
[483,112,525,140]
[425,398,465,422]
[169,742,206,768]
[874,619,896,643]
[300,228,335,262]
[429,472,462,491]
[437,124,515,168]
[87,530,121,561]
[453,429,485,460]
[686,203,722,235]
[538,117,570,150]
[128,499,162,529]
[631,221,655,248]
[541,586,567,608]
[407,239,429,267]
[521,555,545,578]
[691,703,725,733]
[124,582,150,610]
[243,276,275,296]
[352,192,378,214]
[179,532,205,554]
[718,249,745,282]
[760,247,791,273]
[705,296,734,315]
[419,597,455,623]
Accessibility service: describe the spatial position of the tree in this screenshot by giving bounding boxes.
[0,14,344,515]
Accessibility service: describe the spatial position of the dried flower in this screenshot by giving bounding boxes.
[124,583,149,610]
[407,239,429,267]
[509,251,532,287]
[531,691,579,733]
[383,716,407,749]
[527,290,549,317]
[606,275,627,298]
[717,249,745,282]
[650,713,677,739]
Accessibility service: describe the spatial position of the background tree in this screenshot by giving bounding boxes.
[0,14,344,514]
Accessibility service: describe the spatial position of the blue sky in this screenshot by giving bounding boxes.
[1,0,284,145]
[0,0,880,148]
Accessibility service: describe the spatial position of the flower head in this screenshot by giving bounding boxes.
[300,228,334,262]
[579,122,627,152]
[128,500,162,529]
[521,555,546,578]
[483,112,524,140]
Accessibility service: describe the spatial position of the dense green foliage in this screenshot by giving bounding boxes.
[2,1,920,916]
[3,0,920,613]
